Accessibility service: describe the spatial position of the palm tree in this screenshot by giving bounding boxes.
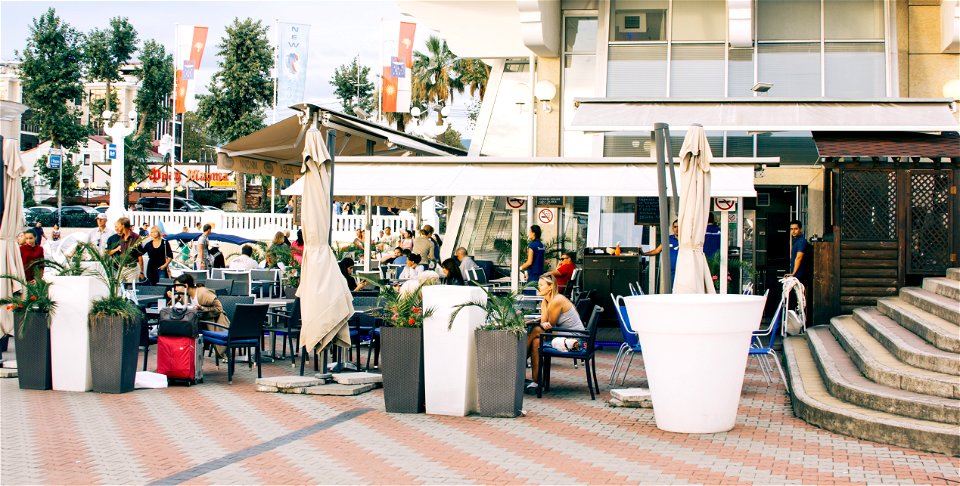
[454,58,491,99]
[412,35,464,124]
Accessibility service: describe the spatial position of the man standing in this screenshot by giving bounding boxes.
[456,247,479,276]
[519,225,546,283]
[703,213,722,260]
[89,213,113,254]
[108,217,145,282]
[32,221,45,246]
[139,223,150,237]
[786,219,811,281]
[195,223,212,270]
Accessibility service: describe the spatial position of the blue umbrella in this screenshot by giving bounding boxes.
[162,232,261,246]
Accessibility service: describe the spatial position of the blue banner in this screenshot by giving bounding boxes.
[277,23,311,109]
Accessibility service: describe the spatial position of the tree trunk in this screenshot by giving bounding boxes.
[106,80,113,112]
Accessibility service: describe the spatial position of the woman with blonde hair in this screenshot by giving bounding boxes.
[141,225,173,285]
[525,274,584,392]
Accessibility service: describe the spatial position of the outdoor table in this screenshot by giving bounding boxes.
[256,297,296,359]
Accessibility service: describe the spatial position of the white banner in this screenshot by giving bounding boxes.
[278,22,311,109]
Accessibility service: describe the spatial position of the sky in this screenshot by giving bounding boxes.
[1,0,473,134]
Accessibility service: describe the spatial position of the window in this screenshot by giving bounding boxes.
[671,0,725,41]
[728,49,754,97]
[670,44,724,97]
[825,0,883,40]
[565,16,598,52]
[610,0,668,42]
[607,44,668,97]
[824,43,885,97]
[83,154,91,166]
[563,15,599,157]
[757,0,820,41]
[758,43,821,97]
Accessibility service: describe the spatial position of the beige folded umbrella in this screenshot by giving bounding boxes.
[1,139,27,334]
[297,128,353,352]
[673,125,717,295]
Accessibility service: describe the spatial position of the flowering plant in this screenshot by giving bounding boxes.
[362,276,436,328]
[0,268,57,334]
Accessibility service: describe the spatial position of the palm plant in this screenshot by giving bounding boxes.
[0,268,57,334]
[361,277,435,328]
[79,241,143,324]
[412,35,464,124]
[448,286,526,334]
[706,253,755,292]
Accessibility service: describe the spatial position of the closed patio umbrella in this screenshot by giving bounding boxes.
[298,127,353,354]
[673,125,716,294]
[1,139,27,334]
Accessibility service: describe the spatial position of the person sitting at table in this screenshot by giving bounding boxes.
[398,253,423,281]
[380,246,401,265]
[440,258,464,285]
[547,251,577,294]
[526,274,584,392]
[230,245,259,270]
[338,257,369,292]
[399,229,415,251]
[456,247,479,276]
[166,273,230,358]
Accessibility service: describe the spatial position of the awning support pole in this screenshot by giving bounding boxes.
[326,128,337,247]
[653,123,673,294]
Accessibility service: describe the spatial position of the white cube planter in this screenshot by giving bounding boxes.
[422,285,485,416]
[623,294,766,433]
[49,276,108,392]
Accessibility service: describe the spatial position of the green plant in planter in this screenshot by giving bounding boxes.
[0,267,57,334]
[706,253,755,293]
[492,234,569,268]
[448,286,527,333]
[42,245,97,277]
[79,241,143,322]
[362,277,436,327]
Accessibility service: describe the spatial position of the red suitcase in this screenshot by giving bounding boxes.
[156,335,204,385]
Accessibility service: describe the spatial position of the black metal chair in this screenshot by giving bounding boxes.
[537,305,604,400]
[263,298,301,362]
[200,303,269,384]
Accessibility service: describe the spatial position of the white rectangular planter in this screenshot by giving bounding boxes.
[623,293,766,433]
[49,276,108,392]
[422,285,486,416]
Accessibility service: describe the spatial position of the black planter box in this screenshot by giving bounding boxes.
[89,315,141,394]
[475,330,525,417]
[14,312,52,390]
[380,326,425,413]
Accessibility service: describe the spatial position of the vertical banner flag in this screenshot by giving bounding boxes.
[278,22,311,108]
[398,22,416,68]
[175,26,208,113]
[382,66,398,113]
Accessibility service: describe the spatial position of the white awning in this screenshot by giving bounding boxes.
[283,156,767,198]
[570,98,960,133]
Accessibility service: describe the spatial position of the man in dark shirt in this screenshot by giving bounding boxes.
[786,219,811,280]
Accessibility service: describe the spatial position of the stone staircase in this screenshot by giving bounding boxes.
[783,267,960,456]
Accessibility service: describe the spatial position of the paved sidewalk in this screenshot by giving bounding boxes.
[1,345,957,485]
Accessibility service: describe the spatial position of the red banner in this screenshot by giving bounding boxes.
[398,22,416,68]
[382,66,398,113]
[189,26,209,69]
[175,69,187,114]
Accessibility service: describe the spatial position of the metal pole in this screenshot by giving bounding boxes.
[326,127,337,247]
[171,24,178,213]
[57,155,62,227]
[664,125,679,221]
[0,134,5,220]
[654,123,672,294]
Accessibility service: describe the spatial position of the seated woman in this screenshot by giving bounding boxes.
[338,257,369,292]
[19,230,44,281]
[526,274,585,392]
[398,253,423,281]
[166,273,230,357]
[439,257,464,285]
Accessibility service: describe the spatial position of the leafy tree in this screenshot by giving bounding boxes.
[412,36,462,124]
[455,58,490,99]
[182,111,216,164]
[198,18,274,144]
[435,126,465,150]
[86,90,119,133]
[84,18,138,114]
[36,155,81,199]
[18,8,87,196]
[331,56,375,116]
[133,40,173,137]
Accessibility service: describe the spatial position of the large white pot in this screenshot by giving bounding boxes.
[422,285,485,416]
[623,293,766,433]
[48,276,108,392]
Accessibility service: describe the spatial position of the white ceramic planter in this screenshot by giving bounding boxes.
[623,293,766,433]
[422,285,486,416]
[48,276,108,392]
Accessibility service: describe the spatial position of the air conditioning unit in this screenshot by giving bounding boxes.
[617,11,647,33]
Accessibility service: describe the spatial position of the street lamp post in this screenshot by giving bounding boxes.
[102,110,137,227]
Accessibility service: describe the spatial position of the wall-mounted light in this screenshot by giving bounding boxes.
[534,80,557,113]
[751,82,773,95]
[512,82,530,108]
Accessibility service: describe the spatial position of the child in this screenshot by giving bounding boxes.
[51,224,61,241]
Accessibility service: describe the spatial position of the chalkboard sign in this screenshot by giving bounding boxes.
[634,197,661,225]
[535,196,564,208]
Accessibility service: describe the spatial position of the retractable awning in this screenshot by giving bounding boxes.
[282,156,769,198]
[570,98,960,133]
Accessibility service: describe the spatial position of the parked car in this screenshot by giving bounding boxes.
[94,206,108,214]
[24,206,56,225]
[202,205,221,212]
[35,206,99,228]
[133,196,204,212]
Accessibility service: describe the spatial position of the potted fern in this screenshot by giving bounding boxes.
[0,268,57,390]
[449,286,527,417]
[81,242,144,394]
[373,280,435,413]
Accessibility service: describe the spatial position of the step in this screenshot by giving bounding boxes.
[878,297,960,353]
[829,316,959,399]
[900,287,960,326]
[947,267,960,282]
[852,307,960,375]
[806,327,959,424]
[783,335,960,456]
[923,277,960,302]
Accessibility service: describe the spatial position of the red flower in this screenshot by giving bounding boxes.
[5,305,11,310]
[411,307,420,313]
[408,318,416,325]
[17,304,23,309]
[30,295,37,301]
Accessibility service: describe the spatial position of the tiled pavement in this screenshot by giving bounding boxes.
[1,344,958,485]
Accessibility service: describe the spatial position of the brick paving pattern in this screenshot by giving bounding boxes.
[2,347,958,485]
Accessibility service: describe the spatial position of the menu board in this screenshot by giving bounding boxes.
[634,197,661,225]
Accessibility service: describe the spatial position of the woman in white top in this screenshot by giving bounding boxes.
[398,253,424,280]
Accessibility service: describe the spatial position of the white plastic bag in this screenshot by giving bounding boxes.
[134,371,168,389]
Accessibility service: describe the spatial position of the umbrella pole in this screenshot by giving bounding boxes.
[663,126,679,222]
[0,134,5,220]
[653,124,673,294]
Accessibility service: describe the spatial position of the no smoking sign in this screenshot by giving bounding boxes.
[537,208,554,224]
